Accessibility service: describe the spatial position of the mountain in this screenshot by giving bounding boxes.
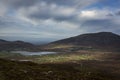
[45,32,120,51]
[0,39,8,43]
[1,32,120,52]
[0,39,35,51]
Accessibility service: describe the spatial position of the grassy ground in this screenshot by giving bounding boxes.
[0,50,120,80]
[33,50,120,63]
[0,59,120,80]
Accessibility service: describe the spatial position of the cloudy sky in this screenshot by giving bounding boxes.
[0,0,120,43]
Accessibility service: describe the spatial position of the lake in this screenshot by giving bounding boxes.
[12,51,57,56]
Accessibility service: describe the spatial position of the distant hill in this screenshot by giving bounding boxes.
[1,32,120,52]
[0,39,8,43]
[0,39,35,51]
[45,32,120,51]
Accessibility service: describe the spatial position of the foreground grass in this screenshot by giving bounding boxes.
[0,51,120,80]
[0,58,120,80]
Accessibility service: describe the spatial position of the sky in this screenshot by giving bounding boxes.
[0,0,120,44]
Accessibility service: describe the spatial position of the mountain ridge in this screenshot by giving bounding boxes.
[46,32,120,51]
[0,32,120,51]
[0,39,35,51]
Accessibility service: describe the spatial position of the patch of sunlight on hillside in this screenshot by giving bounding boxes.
[34,53,97,63]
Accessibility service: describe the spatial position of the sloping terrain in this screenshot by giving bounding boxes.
[0,58,120,80]
[0,40,36,51]
[43,32,120,51]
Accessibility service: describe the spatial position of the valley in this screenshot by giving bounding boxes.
[0,32,120,80]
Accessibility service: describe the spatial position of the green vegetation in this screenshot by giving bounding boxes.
[0,58,120,80]
[0,50,120,80]
[0,51,37,61]
[0,50,120,63]
[0,51,107,63]
[0,51,24,59]
[34,53,96,63]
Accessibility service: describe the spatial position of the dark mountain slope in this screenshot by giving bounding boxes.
[0,39,35,51]
[47,32,120,51]
[52,32,120,46]
[0,39,8,43]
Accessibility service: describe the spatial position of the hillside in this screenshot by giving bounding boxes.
[0,39,35,51]
[44,32,120,51]
[1,32,120,52]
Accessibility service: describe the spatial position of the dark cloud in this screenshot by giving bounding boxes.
[28,11,75,22]
[0,0,39,8]
[14,0,99,22]
[107,10,120,17]
[0,0,97,9]
[81,19,120,32]
[40,0,76,6]
[106,13,114,16]
[82,19,112,27]
[115,11,120,16]
[39,0,98,8]
[0,17,15,28]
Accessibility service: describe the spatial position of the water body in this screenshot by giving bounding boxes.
[12,51,57,56]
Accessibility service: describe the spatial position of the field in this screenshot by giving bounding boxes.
[0,50,120,80]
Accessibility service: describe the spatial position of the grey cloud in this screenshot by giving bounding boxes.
[0,0,98,22]
[107,10,120,16]
[0,0,101,23]
[106,13,114,16]
[11,0,100,22]
[40,0,75,6]
[115,11,120,16]
[40,0,98,7]
[28,11,75,22]
[0,0,98,9]
[82,19,112,27]
[0,0,39,9]
[81,19,120,33]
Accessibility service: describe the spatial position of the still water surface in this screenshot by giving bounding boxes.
[12,51,57,56]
